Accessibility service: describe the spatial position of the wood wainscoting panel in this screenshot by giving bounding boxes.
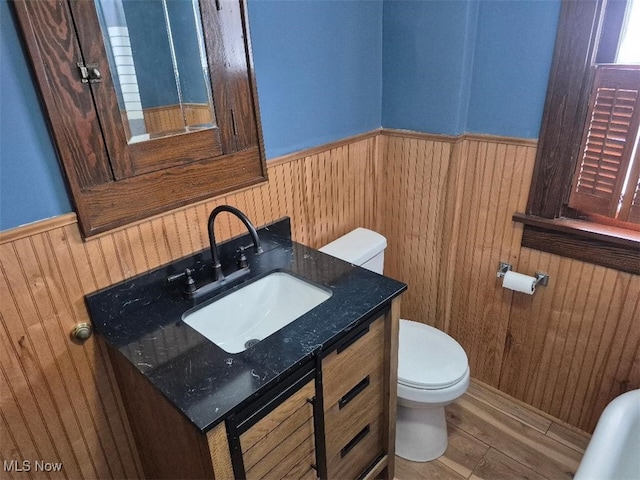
[2,127,637,480]
[0,134,377,479]
[446,139,537,386]
[378,131,538,388]
[378,132,454,329]
[377,130,638,434]
[500,248,640,432]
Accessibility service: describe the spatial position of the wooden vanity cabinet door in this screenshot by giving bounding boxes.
[322,316,386,480]
[239,379,317,480]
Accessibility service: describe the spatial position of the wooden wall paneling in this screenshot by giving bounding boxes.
[60,225,144,477]
[295,153,312,246]
[499,248,555,403]
[304,148,322,244]
[563,265,621,427]
[30,233,132,478]
[414,139,448,328]
[448,139,487,381]
[0,402,20,480]
[0,311,66,480]
[4,129,635,476]
[0,135,380,478]
[466,141,506,384]
[346,143,357,237]
[378,134,452,330]
[432,141,453,326]
[463,140,499,382]
[402,138,420,322]
[365,136,379,232]
[273,160,293,231]
[580,272,639,431]
[301,153,318,247]
[376,131,632,433]
[96,235,126,286]
[444,139,537,387]
[399,137,418,322]
[43,228,143,477]
[372,133,385,236]
[320,148,335,245]
[438,138,467,334]
[501,247,640,432]
[1,239,91,479]
[552,261,604,420]
[478,143,536,385]
[379,135,400,280]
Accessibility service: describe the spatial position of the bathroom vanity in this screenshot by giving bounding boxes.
[87,218,406,479]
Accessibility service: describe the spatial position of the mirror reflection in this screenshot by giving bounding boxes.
[95,0,216,143]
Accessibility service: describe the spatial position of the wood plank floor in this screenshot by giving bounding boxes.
[395,380,592,480]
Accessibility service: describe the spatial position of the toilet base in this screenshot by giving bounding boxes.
[395,403,448,462]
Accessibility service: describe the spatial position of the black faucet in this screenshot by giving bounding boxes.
[207,205,263,281]
[168,205,263,299]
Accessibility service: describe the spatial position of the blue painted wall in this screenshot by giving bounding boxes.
[0,0,560,231]
[0,0,72,230]
[247,0,383,158]
[382,0,478,135]
[382,0,560,137]
[465,0,560,138]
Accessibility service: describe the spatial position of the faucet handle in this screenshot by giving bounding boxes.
[238,241,262,254]
[236,246,248,269]
[167,268,196,295]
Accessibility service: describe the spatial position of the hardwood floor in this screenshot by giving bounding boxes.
[395,380,591,480]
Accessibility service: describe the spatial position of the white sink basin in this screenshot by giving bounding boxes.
[182,271,332,353]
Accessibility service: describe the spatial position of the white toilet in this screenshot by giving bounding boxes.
[320,228,470,462]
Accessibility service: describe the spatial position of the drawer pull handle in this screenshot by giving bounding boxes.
[336,325,370,353]
[339,376,370,410]
[340,424,370,458]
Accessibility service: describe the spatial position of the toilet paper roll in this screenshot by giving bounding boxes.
[502,270,536,295]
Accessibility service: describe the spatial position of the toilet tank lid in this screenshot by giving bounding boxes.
[318,228,387,266]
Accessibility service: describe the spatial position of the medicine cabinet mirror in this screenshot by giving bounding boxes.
[13,0,267,237]
[95,0,216,143]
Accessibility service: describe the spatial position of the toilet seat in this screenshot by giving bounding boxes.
[398,319,468,390]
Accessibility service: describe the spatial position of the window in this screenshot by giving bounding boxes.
[568,65,640,226]
[568,0,640,228]
[519,0,639,274]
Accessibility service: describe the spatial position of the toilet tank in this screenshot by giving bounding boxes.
[318,228,387,274]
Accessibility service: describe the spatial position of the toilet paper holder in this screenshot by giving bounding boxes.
[497,262,549,287]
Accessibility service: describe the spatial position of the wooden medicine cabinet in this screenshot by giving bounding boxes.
[13,0,267,237]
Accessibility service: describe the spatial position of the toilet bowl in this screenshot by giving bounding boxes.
[320,228,470,462]
[396,319,469,461]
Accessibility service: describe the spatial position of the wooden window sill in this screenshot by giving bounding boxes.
[513,213,640,275]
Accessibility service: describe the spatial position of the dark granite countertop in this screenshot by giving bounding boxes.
[86,218,406,433]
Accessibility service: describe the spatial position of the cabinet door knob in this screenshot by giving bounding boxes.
[71,322,92,342]
[88,66,102,82]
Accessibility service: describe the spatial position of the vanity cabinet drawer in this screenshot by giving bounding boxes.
[240,379,316,480]
[322,315,385,409]
[325,363,383,446]
[327,416,383,480]
[322,315,386,479]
